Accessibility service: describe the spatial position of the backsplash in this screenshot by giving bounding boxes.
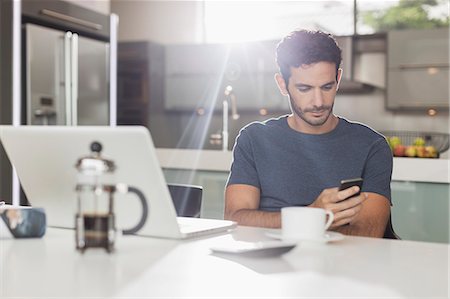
[334,89,449,133]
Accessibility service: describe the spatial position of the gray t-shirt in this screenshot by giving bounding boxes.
[227,115,393,211]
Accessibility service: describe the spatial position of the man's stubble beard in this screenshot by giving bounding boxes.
[288,93,334,127]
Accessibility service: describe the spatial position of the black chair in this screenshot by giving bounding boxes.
[383,214,400,239]
[167,183,203,218]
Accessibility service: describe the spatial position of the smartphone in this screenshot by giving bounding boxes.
[210,241,296,257]
[338,177,363,199]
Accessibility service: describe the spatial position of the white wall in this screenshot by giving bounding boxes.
[64,0,110,14]
[111,0,203,44]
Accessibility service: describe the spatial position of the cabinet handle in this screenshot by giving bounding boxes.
[396,63,449,70]
[64,32,72,125]
[71,33,79,126]
[40,9,102,31]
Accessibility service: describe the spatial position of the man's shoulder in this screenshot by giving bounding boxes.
[241,115,288,134]
[340,117,385,141]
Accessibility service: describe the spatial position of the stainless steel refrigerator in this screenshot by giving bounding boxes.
[25,23,110,126]
[1,0,118,205]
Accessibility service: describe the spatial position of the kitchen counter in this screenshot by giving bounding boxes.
[156,148,450,183]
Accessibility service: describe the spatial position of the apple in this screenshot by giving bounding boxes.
[413,137,426,146]
[425,146,438,158]
[416,146,426,158]
[389,136,402,149]
[405,146,417,157]
[393,145,406,157]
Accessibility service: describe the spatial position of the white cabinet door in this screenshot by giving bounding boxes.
[387,68,449,109]
[388,28,449,67]
[387,28,449,110]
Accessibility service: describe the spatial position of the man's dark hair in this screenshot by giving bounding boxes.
[276,29,342,85]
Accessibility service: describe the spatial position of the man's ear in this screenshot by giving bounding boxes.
[336,68,343,91]
[274,73,289,96]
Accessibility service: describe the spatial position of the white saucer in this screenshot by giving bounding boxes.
[265,230,344,243]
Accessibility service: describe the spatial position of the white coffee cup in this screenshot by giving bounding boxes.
[281,207,334,241]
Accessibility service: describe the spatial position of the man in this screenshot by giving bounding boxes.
[224,30,392,238]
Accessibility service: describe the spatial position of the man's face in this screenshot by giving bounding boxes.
[278,62,340,128]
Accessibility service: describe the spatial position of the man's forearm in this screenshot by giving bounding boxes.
[331,196,390,238]
[226,209,281,228]
[331,221,384,238]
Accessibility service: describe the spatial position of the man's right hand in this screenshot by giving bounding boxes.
[309,186,367,228]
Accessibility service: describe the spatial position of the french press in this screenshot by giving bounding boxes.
[75,141,148,253]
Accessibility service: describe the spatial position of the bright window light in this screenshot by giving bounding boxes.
[204,1,356,43]
[204,0,449,42]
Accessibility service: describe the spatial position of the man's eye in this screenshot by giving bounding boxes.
[298,87,310,92]
[322,85,333,90]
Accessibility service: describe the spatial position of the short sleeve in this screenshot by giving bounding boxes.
[226,128,261,188]
[362,138,393,203]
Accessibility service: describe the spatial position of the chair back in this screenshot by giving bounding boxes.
[167,183,203,218]
[383,215,400,239]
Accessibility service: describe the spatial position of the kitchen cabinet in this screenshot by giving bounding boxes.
[164,41,287,112]
[391,181,449,244]
[387,28,449,110]
[117,42,164,126]
[164,43,226,111]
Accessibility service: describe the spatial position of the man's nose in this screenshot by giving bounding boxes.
[311,88,324,107]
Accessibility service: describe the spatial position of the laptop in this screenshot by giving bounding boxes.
[0,125,236,239]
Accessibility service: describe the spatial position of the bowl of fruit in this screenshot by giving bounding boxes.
[382,131,449,158]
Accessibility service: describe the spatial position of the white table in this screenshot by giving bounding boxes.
[1,226,448,298]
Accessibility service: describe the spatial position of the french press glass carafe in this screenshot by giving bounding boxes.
[75,141,148,253]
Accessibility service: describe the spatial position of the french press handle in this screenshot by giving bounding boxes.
[121,186,149,235]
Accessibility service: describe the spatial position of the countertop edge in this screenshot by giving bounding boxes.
[156,148,233,172]
[156,148,450,184]
[392,157,449,183]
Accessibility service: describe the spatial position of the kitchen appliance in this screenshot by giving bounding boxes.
[25,23,111,126]
[0,0,118,206]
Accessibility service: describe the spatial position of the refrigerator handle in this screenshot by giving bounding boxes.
[109,14,119,126]
[64,31,72,126]
[71,33,79,126]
